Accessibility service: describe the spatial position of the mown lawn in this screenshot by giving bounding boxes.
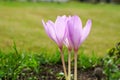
[0,2,120,56]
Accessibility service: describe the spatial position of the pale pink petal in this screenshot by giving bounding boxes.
[64,37,73,50]
[64,16,73,49]
[64,38,69,48]
[42,20,58,43]
[80,19,92,44]
[54,16,67,46]
[64,21,73,50]
[68,15,82,49]
[67,17,74,44]
[42,20,49,36]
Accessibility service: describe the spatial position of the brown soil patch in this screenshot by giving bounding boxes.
[18,64,105,80]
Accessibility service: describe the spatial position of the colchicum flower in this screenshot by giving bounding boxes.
[42,15,92,80]
[42,15,67,49]
[66,15,92,80]
[66,15,92,51]
[42,15,68,80]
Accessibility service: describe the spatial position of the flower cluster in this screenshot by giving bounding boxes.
[42,15,92,80]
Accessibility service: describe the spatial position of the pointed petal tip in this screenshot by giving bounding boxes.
[42,19,46,27]
[72,15,82,24]
[68,15,71,18]
[56,15,67,19]
[72,15,81,19]
[88,19,92,23]
[47,20,53,23]
[87,19,92,28]
[62,15,67,17]
[42,19,47,23]
[41,19,44,23]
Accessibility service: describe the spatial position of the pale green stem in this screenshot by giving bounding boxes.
[74,51,78,80]
[68,50,71,80]
[59,48,68,80]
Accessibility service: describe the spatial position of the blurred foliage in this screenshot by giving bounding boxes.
[0,42,65,79]
[0,42,120,79]
[78,49,101,69]
[102,42,120,80]
[0,42,101,79]
[0,43,39,79]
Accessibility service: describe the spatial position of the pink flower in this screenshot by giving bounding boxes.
[42,15,67,49]
[65,15,92,51]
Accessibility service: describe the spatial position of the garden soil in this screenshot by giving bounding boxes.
[18,64,106,80]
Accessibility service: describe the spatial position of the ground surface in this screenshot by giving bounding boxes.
[17,64,104,80]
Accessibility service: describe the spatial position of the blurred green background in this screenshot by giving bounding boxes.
[0,1,120,56]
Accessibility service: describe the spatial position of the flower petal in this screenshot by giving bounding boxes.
[54,15,67,46]
[68,15,82,49]
[64,37,73,50]
[81,19,92,44]
[42,20,57,43]
[64,16,73,49]
[42,20,49,36]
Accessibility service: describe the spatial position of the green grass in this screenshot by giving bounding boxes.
[0,46,100,79]
[0,2,120,56]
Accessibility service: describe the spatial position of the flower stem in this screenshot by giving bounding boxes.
[68,50,71,80]
[59,48,68,80]
[74,51,78,80]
